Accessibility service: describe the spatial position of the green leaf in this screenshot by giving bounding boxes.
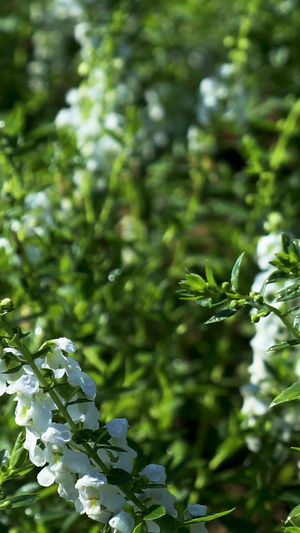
[67,398,92,406]
[282,233,292,254]
[270,381,300,407]
[265,270,292,284]
[276,280,300,301]
[205,308,238,324]
[0,449,10,468]
[184,508,235,524]
[283,528,300,532]
[10,463,36,477]
[9,493,38,508]
[132,524,144,533]
[231,252,245,292]
[283,305,300,315]
[106,468,133,485]
[18,331,31,339]
[97,444,126,453]
[288,504,300,521]
[3,365,23,374]
[184,273,206,291]
[268,339,300,351]
[205,262,217,287]
[9,447,27,470]
[143,505,166,520]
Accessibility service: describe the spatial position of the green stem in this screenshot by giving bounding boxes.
[264,303,300,341]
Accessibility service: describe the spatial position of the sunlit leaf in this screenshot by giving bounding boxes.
[270,381,300,407]
[184,507,235,524]
[231,252,245,292]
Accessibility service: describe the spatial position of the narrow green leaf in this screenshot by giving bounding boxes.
[288,504,300,521]
[132,523,144,533]
[283,305,300,315]
[282,233,292,253]
[0,449,10,468]
[270,381,300,407]
[67,398,92,406]
[3,365,24,374]
[205,309,238,324]
[265,270,292,284]
[268,340,300,351]
[138,483,166,489]
[205,262,217,287]
[106,468,133,485]
[185,273,206,291]
[231,252,245,292]
[11,463,35,477]
[184,508,235,524]
[143,505,166,520]
[276,280,300,302]
[283,528,300,532]
[7,493,38,508]
[18,331,31,339]
[97,444,126,452]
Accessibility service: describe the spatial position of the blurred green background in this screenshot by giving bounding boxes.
[1,0,300,531]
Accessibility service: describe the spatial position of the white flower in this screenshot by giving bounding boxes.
[113,444,137,474]
[53,337,77,353]
[14,396,52,431]
[186,504,207,517]
[6,374,40,397]
[256,234,282,271]
[184,505,208,533]
[106,418,128,439]
[140,464,166,484]
[62,448,90,475]
[56,471,78,502]
[67,399,100,430]
[66,358,96,399]
[107,419,137,473]
[141,487,177,517]
[97,483,126,514]
[24,426,46,466]
[41,423,71,446]
[25,191,51,210]
[0,358,19,396]
[37,445,90,490]
[3,347,22,358]
[109,510,135,533]
[0,238,13,254]
[75,472,108,522]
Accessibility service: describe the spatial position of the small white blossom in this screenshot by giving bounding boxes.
[106,418,128,439]
[67,400,100,430]
[184,505,208,533]
[53,337,77,353]
[140,464,166,484]
[41,423,71,445]
[109,510,135,533]
[6,374,40,397]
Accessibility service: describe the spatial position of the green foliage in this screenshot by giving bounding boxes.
[2,0,300,531]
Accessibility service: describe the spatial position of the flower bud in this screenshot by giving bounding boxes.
[221,282,231,291]
[0,298,14,315]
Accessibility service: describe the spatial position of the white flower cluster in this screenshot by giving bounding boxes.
[241,233,283,430]
[240,233,300,452]
[197,63,245,125]
[1,337,207,532]
[55,25,125,174]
